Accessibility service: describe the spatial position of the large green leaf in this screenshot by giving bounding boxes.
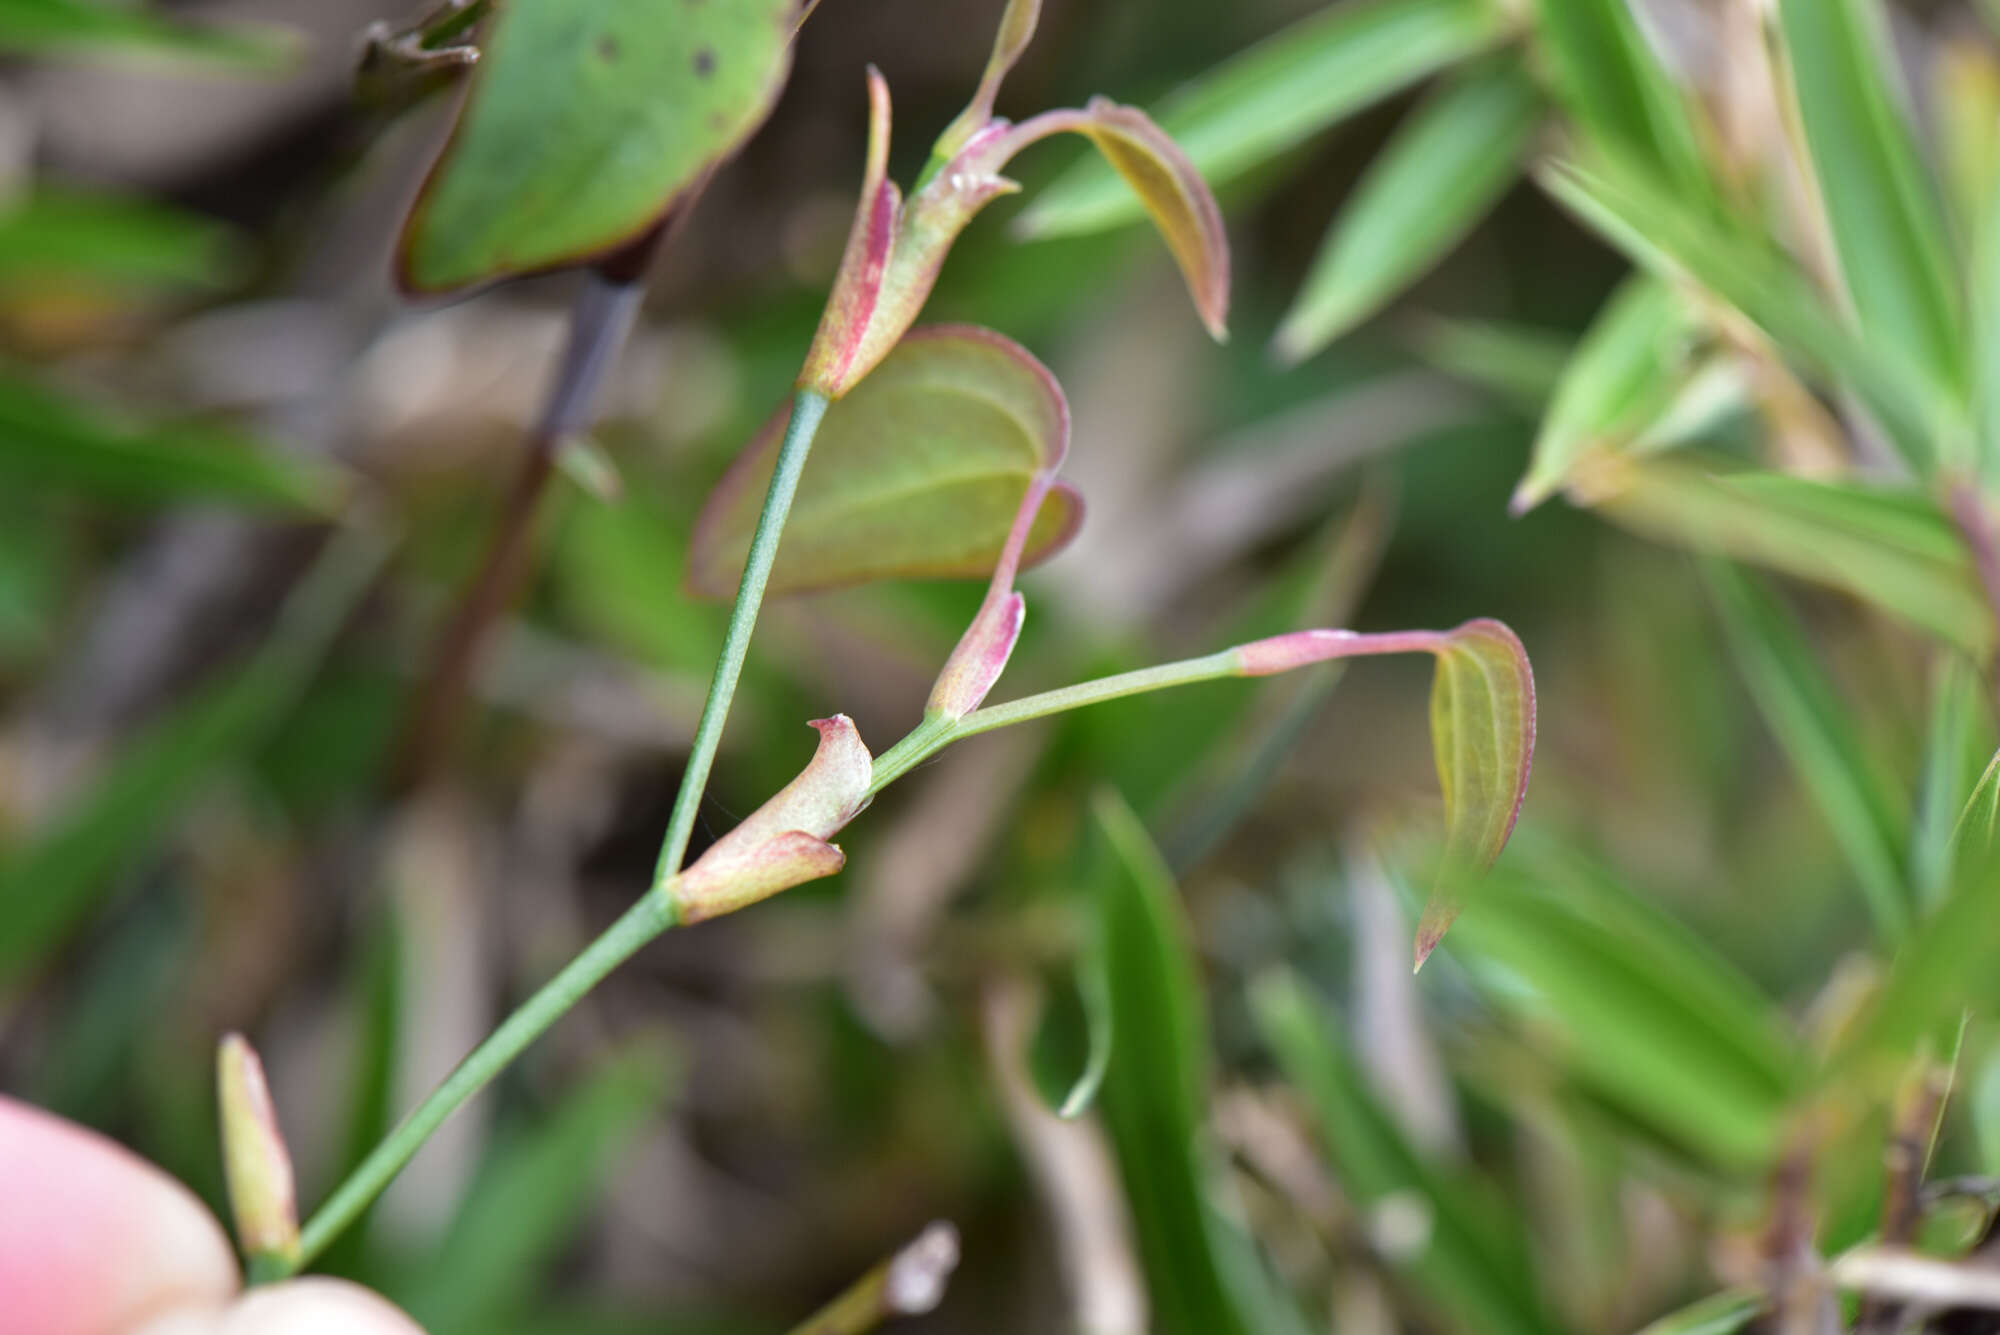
[1579,455,1991,656]
[1702,561,1911,941]
[1251,969,1556,1335]
[1443,846,1800,1169]
[0,371,342,511]
[1018,0,1514,238]
[0,525,389,979]
[1513,274,1697,512]
[399,0,796,292]
[1539,150,1938,469]
[1090,790,1260,1335]
[1778,0,1967,421]
[1531,0,1710,199]
[0,0,291,65]
[688,325,1081,598]
[1273,60,1539,363]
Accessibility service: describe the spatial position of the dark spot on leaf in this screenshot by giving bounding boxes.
[693,46,716,77]
[596,35,618,61]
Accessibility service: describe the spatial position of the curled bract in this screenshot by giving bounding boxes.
[218,1032,300,1268]
[672,716,874,922]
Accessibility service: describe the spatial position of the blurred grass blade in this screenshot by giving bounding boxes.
[1911,653,1995,910]
[1531,0,1710,199]
[1443,845,1799,1168]
[0,188,242,294]
[1089,789,1256,1335]
[0,371,345,511]
[1701,560,1911,941]
[1513,274,1695,513]
[0,0,294,65]
[0,524,390,979]
[400,0,795,291]
[1632,1290,1762,1335]
[1538,151,1936,468]
[1407,315,1571,414]
[1579,455,1991,656]
[1018,0,1513,238]
[688,326,1080,598]
[1250,969,1555,1335]
[1777,0,1967,423]
[1058,944,1113,1120]
[1273,60,1539,363]
[402,1043,673,1334]
[1941,41,2000,485]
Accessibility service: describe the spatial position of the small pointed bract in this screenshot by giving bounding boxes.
[797,3,1227,399]
[217,1032,300,1268]
[673,716,874,922]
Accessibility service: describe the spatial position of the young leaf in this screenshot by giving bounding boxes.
[217,1033,300,1270]
[1089,790,1257,1335]
[1019,0,1514,238]
[1539,150,1939,469]
[1702,560,1911,941]
[399,0,796,292]
[1251,969,1556,1335]
[1777,0,1967,416]
[1235,620,1537,964]
[1531,0,1711,199]
[689,325,1081,598]
[1513,274,1697,513]
[1577,455,1991,655]
[0,372,344,512]
[1273,60,1540,363]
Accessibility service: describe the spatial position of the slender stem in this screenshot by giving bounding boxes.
[285,891,675,1275]
[653,389,831,889]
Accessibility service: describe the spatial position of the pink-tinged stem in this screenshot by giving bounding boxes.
[1234,627,1452,675]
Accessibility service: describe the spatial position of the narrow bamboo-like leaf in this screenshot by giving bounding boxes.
[1018,0,1513,238]
[1513,274,1696,513]
[1778,0,1967,416]
[1090,790,1255,1335]
[1702,560,1911,940]
[0,372,343,511]
[402,1044,672,1334]
[1579,455,1991,656]
[1251,969,1556,1335]
[0,525,389,979]
[1235,619,1536,964]
[399,0,795,291]
[0,189,240,293]
[690,325,1081,598]
[1444,846,1799,1168]
[1633,1290,1763,1335]
[1531,0,1711,198]
[1539,151,1938,469]
[0,0,293,65]
[1273,61,1539,362]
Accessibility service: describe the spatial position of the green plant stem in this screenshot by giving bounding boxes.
[866,648,1243,797]
[286,890,676,1274]
[654,389,831,888]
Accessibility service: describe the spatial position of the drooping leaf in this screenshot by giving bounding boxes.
[1702,560,1911,941]
[399,0,796,292]
[0,525,390,979]
[1632,1290,1763,1335]
[1234,619,1536,964]
[400,1044,673,1335]
[1539,150,1938,469]
[1777,0,1967,420]
[0,188,241,295]
[1531,0,1711,199]
[0,0,293,65]
[1442,844,1800,1169]
[1513,273,1698,513]
[689,325,1081,598]
[1273,60,1539,363]
[1578,455,1991,655]
[1251,969,1556,1335]
[0,371,343,511]
[1018,0,1514,238]
[1089,789,1259,1335]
